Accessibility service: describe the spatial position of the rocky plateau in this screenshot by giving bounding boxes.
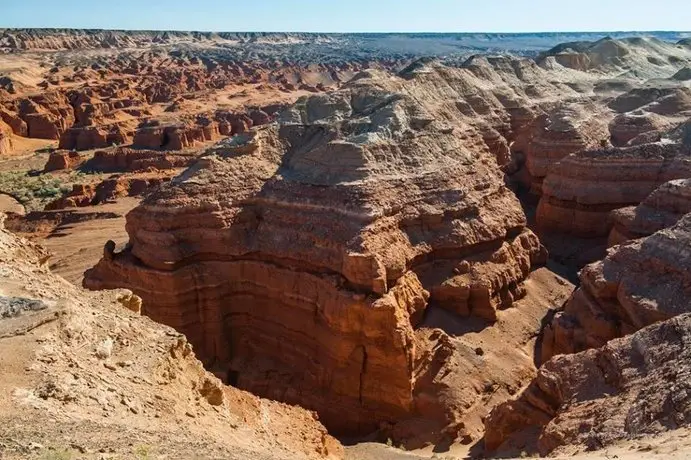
[3,28,691,460]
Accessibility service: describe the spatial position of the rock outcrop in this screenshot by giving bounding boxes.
[84,66,548,437]
[485,312,691,456]
[609,178,691,246]
[541,213,691,360]
[84,147,196,173]
[0,119,12,156]
[43,150,84,172]
[537,141,691,236]
[44,173,172,210]
[538,36,691,76]
[522,103,610,194]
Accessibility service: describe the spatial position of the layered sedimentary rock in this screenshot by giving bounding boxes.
[522,103,610,194]
[0,212,339,460]
[84,65,547,436]
[609,178,691,246]
[538,36,691,76]
[0,41,389,153]
[84,147,196,172]
[541,213,691,360]
[485,312,691,455]
[43,150,84,171]
[44,174,172,210]
[608,112,671,146]
[537,140,691,236]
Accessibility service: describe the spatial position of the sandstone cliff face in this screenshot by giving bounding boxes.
[537,141,691,236]
[0,215,340,460]
[84,65,547,437]
[485,312,691,456]
[541,213,691,360]
[522,103,610,194]
[609,178,691,246]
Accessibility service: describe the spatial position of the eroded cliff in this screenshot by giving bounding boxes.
[83,64,559,439]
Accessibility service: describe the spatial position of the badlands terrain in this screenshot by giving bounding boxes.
[2,28,691,459]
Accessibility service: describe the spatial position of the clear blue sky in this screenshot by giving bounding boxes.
[2,0,690,33]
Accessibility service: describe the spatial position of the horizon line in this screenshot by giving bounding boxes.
[1,27,691,35]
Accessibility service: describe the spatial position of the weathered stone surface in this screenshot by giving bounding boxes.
[84,147,195,173]
[44,174,171,210]
[0,119,12,156]
[609,178,691,246]
[537,140,691,236]
[43,150,84,172]
[84,65,546,437]
[486,312,691,455]
[542,213,691,360]
[522,103,610,194]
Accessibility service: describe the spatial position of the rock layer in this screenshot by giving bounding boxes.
[0,119,12,156]
[537,141,691,236]
[485,312,691,455]
[609,178,691,246]
[84,66,547,436]
[542,213,691,360]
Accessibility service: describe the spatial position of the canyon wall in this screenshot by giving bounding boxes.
[536,141,691,236]
[485,213,691,455]
[542,211,691,359]
[609,178,691,245]
[84,64,552,437]
[486,311,691,455]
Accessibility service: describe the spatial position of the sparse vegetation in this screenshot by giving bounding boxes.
[0,170,92,211]
[134,444,154,459]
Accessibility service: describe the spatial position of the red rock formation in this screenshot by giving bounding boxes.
[537,141,691,236]
[541,212,691,361]
[43,150,85,172]
[609,178,691,246]
[85,147,195,173]
[522,104,610,194]
[84,66,547,438]
[44,174,171,210]
[0,108,28,136]
[485,311,691,455]
[608,112,671,146]
[45,184,96,210]
[0,119,13,156]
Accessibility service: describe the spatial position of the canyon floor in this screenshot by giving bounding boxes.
[2,29,691,459]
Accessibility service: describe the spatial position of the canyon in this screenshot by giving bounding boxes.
[2,28,691,459]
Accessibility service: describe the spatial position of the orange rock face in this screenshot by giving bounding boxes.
[84,147,196,173]
[486,311,691,456]
[541,211,691,361]
[43,150,84,172]
[609,178,691,246]
[537,141,691,236]
[84,66,547,437]
[0,119,12,156]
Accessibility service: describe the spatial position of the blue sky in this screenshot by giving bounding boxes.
[2,0,690,32]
